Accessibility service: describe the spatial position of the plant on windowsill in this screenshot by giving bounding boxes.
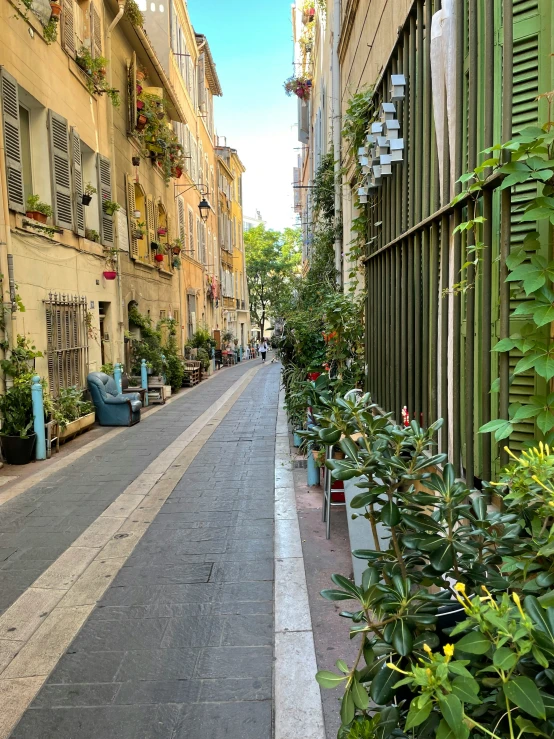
[49,1,61,19]
[133,221,146,239]
[81,182,96,206]
[102,199,120,216]
[15,0,58,44]
[172,256,181,269]
[171,238,183,255]
[133,91,185,184]
[85,228,100,243]
[75,47,120,107]
[25,194,52,224]
[103,246,118,279]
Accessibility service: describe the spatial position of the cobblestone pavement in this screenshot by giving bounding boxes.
[1,361,280,738]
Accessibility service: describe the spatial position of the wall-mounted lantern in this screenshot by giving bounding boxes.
[390,74,406,102]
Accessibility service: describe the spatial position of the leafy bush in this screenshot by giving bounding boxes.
[0,378,33,437]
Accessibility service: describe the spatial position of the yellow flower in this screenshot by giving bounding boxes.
[443,644,454,662]
[504,446,520,463]
[454,583,466,594]
[423,643,432,655]
[386,662,409,675]
[512,591,526,620]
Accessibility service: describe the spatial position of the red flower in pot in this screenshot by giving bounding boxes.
[103,270,117,280]
[137,100,145,110]
[154,253,164,263]
[157,227,167,236]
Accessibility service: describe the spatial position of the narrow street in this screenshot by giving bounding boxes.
[0,362,295,738]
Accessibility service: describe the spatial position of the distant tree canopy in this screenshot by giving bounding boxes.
[244,224,302,336]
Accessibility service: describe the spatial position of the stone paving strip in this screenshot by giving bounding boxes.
[0,364,263,739]
[274,388,325,739]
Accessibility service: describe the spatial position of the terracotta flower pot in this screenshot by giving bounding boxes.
[136,113,147,128]
[50,2,62,18]
[136,70,146,82]
[172,246,181,255]
[26,210,47,224]
[103,270,117,280]
[154,254,164,263]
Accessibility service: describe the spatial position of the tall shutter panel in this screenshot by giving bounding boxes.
[90,3,103,59]
[128,52,137,134]
[188,208,194,258]
[167,213,174,269]
[170,0,177,52]
[196,218,202,264]
[70,128,85,236]
[96,154,114,246]
[177,196,185,241]
[0,69,25,212]
[48,110,73,229]
[125,174,138,259]
[146,195,155,262]
[197,54,206,112]
[61,0,75,58]
[505,7,548,451]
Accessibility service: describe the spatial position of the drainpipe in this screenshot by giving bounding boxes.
[331,0,342,288]
[107,1,125,365]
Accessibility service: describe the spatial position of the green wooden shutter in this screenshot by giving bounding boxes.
[70,128,85,236]
[48,110,73,229]
[506,0,551,450]
[61,0,75,58]
[90,3,103,59]
[0,69,25,212]
[97,154,114,246]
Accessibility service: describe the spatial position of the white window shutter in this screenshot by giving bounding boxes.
[188,208,194,258]
[0,69,25,213]
[70,128,85,236]
[48,110,73,229]
[61,0,75,58]
[90,3,103,59]
[97,153,114,246]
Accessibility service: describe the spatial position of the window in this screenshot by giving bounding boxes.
[45,293,89,396]
[188,206,195,258]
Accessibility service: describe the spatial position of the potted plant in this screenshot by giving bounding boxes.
[103,246,117,279]
[52,386,95,442]
[85,228,100,243]
[136,100,145,111]
[81,182,96,206]
[133,209,141,218]
[154,253,164,263]
[132,156,140,167]
[102,199,120,216]
[0,377,36,465]
[50,1,62,18]
[136,113,147,130]
[157,226,167,236]
[172,256,181,269]
[133,221,146,239]
[283,75,312,100]
[171,239,182,255]
[25,194,52,224]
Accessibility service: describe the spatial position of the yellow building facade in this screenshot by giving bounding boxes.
[0,0,248,399]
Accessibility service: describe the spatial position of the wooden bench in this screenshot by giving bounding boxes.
[183,360,201,387]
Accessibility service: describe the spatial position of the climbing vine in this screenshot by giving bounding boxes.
[451,103,554,443]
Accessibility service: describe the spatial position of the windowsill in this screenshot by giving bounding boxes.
[134,259,156,270]
[8,0,49,44]
[158,269,174,278]
[67,57,100,99]
[18,216,63,238]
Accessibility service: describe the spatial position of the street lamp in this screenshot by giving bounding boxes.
[198,198,211,223]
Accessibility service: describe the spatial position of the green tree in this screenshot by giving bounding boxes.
[244,224,301,336]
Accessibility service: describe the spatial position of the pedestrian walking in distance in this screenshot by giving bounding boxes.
[259,338,268,363]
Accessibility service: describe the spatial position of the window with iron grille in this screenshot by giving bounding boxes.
[45,293,89,397]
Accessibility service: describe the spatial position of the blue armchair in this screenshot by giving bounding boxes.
[87,372,142,427]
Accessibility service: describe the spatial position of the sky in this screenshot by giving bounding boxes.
[187,0,299,232]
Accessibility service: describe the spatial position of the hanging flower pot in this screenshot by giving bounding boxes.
[172,166,182,179]
[136,84,143,94]
[132,156,140,167]
[136,100,145,111]
[136,70,146,82]
[157,227,167,236]
[50,1,62,18]
[154,254,164,263]
[103,270,117,280]
[172,245,181,255]
[81,194,92,206]
[136,114,147,130]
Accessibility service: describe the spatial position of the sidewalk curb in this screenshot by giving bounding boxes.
[274,387,325,739]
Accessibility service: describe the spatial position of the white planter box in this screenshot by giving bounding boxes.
[58,412,96,442]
